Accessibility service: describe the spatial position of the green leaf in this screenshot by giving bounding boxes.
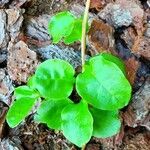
[14,86,40,99]
[34,59,75,99]
[64,19,82,44]
[6,98,37,128]
[61,100,93,147]
[48,11,75,43]
[90,107,121,138]
[101,53,126,75]
[27,75,37,90]
[35,98,71,130]
[76,54,132,110]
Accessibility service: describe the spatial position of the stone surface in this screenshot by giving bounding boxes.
[136,37,150,61]
[0,138,23,150]
[0,51,7,64]
[0,0,10,8]
[0,10,8,51]
[25,14,51,42]
[98,0,144,28]
[0,9,24,64]
[0,69,13,105]
[7,41,39,84]
[123,78,150,130]
[9,0,30,8]
[32,45,82,68]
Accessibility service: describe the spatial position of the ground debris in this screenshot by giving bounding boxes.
[0,69,13,105]
[123,78,150,130]
[88,20,115,55]
[90,0,112,11]
[125,57,140,85]
[7,41,39,84]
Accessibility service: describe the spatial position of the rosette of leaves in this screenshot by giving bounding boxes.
[6,53,131,147]
[48,11,86,44]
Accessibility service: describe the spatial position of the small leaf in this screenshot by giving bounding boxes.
[61,100,93,147]
[90,107,121,138]
[14,86,40,99]
[101,53,126,75]
[76,54,132,110]
[6,98,37,128]
[48,11,75,43]
[34,59,75,99]
[35,98,71,130]
[64,19,82,44]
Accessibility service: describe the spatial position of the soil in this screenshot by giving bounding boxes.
[0,0,150,150]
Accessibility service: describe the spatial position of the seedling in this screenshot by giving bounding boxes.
[6,0,132,148]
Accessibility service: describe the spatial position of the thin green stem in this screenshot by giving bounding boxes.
[81,0,91,72]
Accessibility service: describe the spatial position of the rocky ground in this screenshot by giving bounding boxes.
[0,0,150,149]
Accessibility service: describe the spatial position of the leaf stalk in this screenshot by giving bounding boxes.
[81,0,91,72]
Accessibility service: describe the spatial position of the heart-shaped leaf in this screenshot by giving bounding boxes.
[90,107,121,138]
[61,100,93,147]
[76,54,131,110]
[48,11,75,43]
[34,59,75,99]
[35,98,71,130]
[6,98,37,128]
[14,86,39,99]
[64,19,82,44]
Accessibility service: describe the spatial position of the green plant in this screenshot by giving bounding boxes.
[6,1,132,148]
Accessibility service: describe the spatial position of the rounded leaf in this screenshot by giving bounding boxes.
[14,86,39,99]
[76,54,132,110]
[101,53,126,75]
[34,59,75,99]
[6,98,37,128]
[48,11,75,43]
[90,107,121,138]
[35,98,71,130]
[61,101,93,147]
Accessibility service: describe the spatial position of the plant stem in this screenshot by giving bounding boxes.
[82,145,86,150]
[81,0,91,72]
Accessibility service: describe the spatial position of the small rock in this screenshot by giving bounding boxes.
[0,138,23,150]
[0,69,14,105]
[98,0,144,28]
[0,9,24,62]
[5,9,24,39]
[9,0,30,8]
[25,14,51,41]
[123,78,150,130]
[0,10,9,50]
[121,27,137,50]
[0,51,7,64]
[144,27,150,38]
[0,0,10,8]
[136,37,150,61]
[32,45,82,68]
[7,41,39,84]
